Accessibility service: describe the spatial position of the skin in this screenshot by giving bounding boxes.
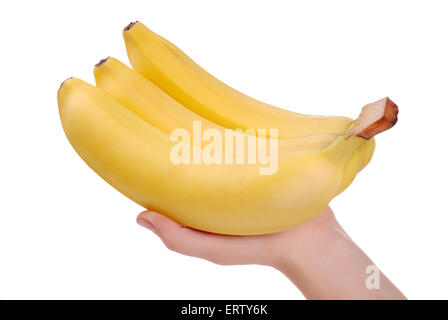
[137,207,406,300]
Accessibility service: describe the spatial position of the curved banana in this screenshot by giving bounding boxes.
[122,22,375,170]
[58,78,395,235]
[123,22,353,138]
[94,57,345,154]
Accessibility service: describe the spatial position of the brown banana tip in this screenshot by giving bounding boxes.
[345,97,399,139]
[95,57,110,67]
[124,21,138,32]
[59,77,73,91]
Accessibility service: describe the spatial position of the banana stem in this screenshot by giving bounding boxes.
[323,97,398,165]
[345,97,399,139]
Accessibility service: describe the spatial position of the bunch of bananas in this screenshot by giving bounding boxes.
[58,22,398,235]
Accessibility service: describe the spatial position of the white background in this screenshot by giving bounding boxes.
[0,0,447,299]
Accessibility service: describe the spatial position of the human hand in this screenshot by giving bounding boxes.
[136,206,342,267]
[137,207,406,299]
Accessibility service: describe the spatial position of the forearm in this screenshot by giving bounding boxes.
[137,207,406,299]
[272,215,406,300]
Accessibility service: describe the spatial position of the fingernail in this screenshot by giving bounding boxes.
[137,217,155,232]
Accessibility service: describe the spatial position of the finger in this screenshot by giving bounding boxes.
[136,211,271,265]
[137,210,235,259]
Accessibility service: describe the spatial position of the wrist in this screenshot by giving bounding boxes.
[268,207,349,271]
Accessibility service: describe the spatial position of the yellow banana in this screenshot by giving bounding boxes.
[122,21,375,170]
[123,22,353,138]
[58,78,393,235]
[94,57,346,155]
